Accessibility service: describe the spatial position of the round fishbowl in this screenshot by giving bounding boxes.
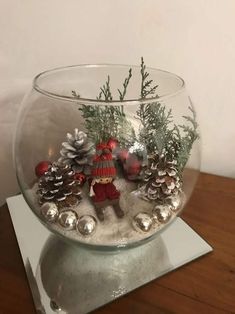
[14,60,200,249]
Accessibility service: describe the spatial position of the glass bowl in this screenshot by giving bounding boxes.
[14,61,200,249]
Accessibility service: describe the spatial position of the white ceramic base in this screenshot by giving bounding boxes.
[7,195,212,314]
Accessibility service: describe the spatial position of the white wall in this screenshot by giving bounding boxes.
[1,0,235,204]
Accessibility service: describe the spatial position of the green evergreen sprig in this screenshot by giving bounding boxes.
[176,105,200,170]
[137,102,173,154]
[137,101,199,172]
[118,68,132,101]
[137,59,199,173]
[140,57,158,98]
[78,103,136,146]
[77,71,136,145]
[78,103,130,144]
[97,75,113,101]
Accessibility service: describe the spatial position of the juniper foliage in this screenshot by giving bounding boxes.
[77,71,136,146]
[73,58,199,172]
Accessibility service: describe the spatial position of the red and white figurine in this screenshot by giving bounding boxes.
[90,143,124,221]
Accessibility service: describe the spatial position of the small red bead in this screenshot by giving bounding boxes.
[74,172,86,186]
[107,138,119,151]
[35,161,52,177]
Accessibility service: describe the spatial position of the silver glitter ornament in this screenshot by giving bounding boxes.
[76,215,97,236]
[133,212,153,232]
[152,205,172,223]
[58,210,78,230]
[166,193,182,211]
[41,202,59,222]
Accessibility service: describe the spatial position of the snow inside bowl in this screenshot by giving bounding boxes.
[14,61,200,249]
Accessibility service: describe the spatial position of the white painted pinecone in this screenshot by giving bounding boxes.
[38,163,81,208]
[140,155,182,201]
[58,129,95,175]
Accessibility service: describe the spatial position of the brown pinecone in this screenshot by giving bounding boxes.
[140,153,182,201]
[37,163,82,209]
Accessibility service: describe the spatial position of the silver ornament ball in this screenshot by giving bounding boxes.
[166,193,182,211]
[76,215,97,236]
[58,210,78,230]
[133,212,153,232]
[41,202,59,222]
[152,204,172,223]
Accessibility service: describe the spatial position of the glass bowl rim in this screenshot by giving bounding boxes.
[33,63,185,105]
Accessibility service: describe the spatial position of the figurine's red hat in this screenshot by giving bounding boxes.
[91,143,116,178]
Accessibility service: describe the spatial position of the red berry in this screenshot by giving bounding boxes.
[74,172,86,186]
[107,138,119,151]
[35,161,52,177]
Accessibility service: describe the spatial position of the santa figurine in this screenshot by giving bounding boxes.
[90,143,124,221]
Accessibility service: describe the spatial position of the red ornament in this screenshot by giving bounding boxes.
[35,161,52,177]
[74,172,86,186]
[125,160,141,175]
[107,138,119,151]
[122,154,142,180]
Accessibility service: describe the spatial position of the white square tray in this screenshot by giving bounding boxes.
[7,195,212,314]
